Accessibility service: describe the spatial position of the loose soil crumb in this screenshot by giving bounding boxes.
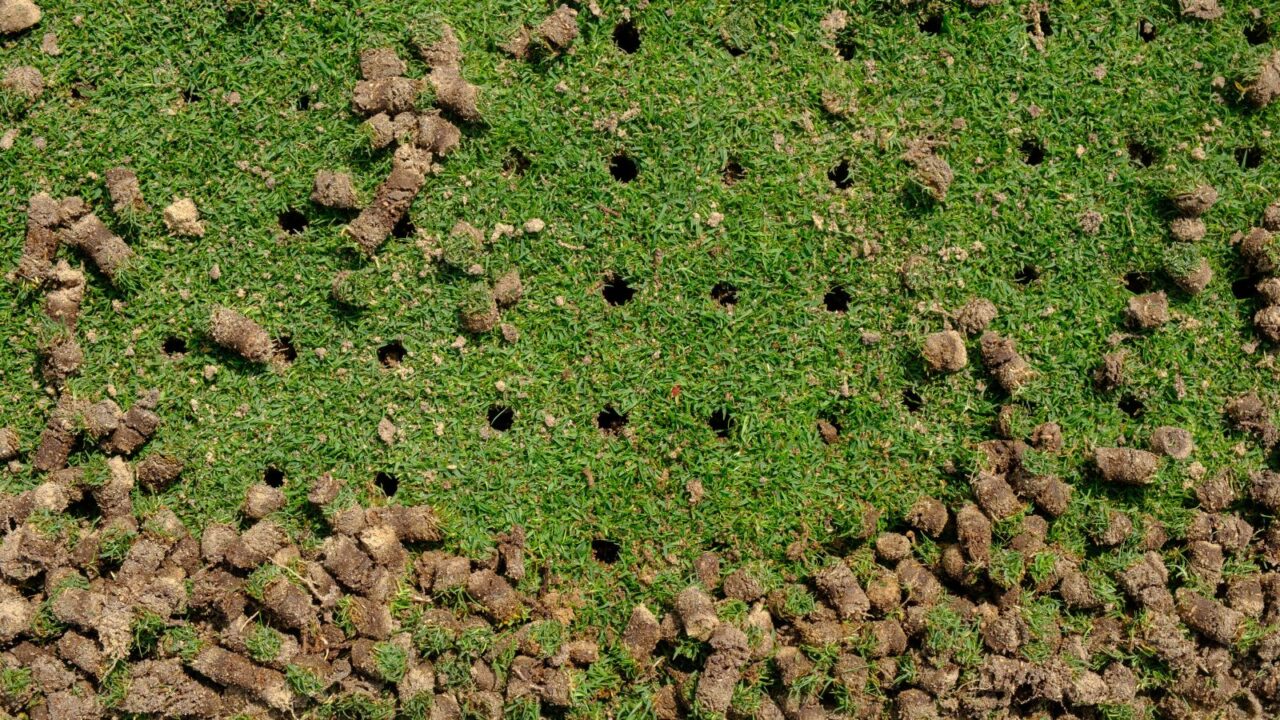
[953,298,997,335]
[921,330,967,373]
[162,198,205,238]
[1,65,43,99]
[103,167,147,215]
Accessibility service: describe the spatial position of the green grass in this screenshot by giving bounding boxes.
[3,0,1280,712]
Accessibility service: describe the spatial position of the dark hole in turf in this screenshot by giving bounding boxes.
[1124,271,1152,293]
[378,340,406,367]
[902,388,924,413]
[1138,19,1156,42]
[375,471,398,496]
[1127,141,1156,168]
[1119,394,1145,418]
[1236,146,1264,170]
[264,466,284,488]
[824,285,850,312]
[1014,265,1040,285]
[296,93,311,111]
[828,159,853,189]
[503,148,530,177]
[722,158,745,186]
[487,405,514,432]
[613,21,640,53]
[1028,9,1052,36]
[391,215,415,239]
[709,409,734,439]
[836,35,858,61]
[919,13,942,35]
[162,336,187,355]
[596,405,628,434]
[1246,21,1271,46]
[70,84,86,100]
[1233,277,1260,300]
[711,282,738,306]
[1020,139,1045,165]
[602,275,635,305]
[181,88,201,103]
[609,153,638,182]
[278,208,308,234]
[591,539,620,564]
[274,336,298,362]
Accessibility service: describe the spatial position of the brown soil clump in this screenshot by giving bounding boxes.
[360,47,406,80]
[459,281,499,334]
[1169,216,1205,242]
[60,213,135,283]
[1169,255,1212,295]
[980,332,1034,391]
[2,65,42,99]
[243,483,285,518]
[675,586,719,641]
[120,659,223,718]
[104,167,147,215]
[1170,184,1218,217]
[902,139,952,202]
[907,496,948,536]
[0,0,41,34]
[1256,306,1280,343]
[15,193,62,281]
[537,5,579,53]
[953,297,997,335]
[39,334,83,384]
[1125,291,1169,330]
[1095,447,1159,485]
[43,260,86,327]
[352,76,420,116]
[189,646,293,711]
[492,269,523,309]
[1241,227,1276,275]
[429,66,482,121]
[162,198,205,238]
[0,428,17,461]
[347,166,425,255]
[209,306,276,364]
[1180,0,1223,19]
[1246,51,1280,108]
[311,170,360,209]
[1149,426,1194,460]
[921,330,967,373]
[135,454,182,491]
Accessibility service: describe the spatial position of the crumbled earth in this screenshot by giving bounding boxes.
[163,197,205,238]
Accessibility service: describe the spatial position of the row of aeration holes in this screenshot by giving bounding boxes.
[483,402,736,437]
[262,464,627,564]
[1140,17,1269,44]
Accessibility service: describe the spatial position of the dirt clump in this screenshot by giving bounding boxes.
[1169,216,1206,242]
[1246,51,1280,108]
[979,332,1034,391]
[189,646,293,711]
[955,503,992,564]
[1095,447,1159,485]
[622,604,661,658]
[360,47,407,80]
[311,169,360,209]
[0,427,17,461]
[60,212,135,283]
[676,586,719,640]
[1240,227,1276,275]
[39,333,82,384]
[458,280,499,333]
[347,166,425,255]
[1149,426,1194,459]
[15,193,62,281]
[1170,184,1218,217]
[491,268,523,309]
[536,5,579,53]
[1176,589,1242,645]
[907,496,948,536]
[209,306,277,364]
[120,659,223,718]
[243,483,285,518]
[2,65,42,99]
[0,0,41,34]
[162,197,205,238]
[352,76,420,116]
[1125,291,1169,330]
[135,453,183,491]
[103,167,147,215]
[902,139,952,202]
[921,330,967,373]
[953,298,997,335]
[1180,0,1223,19]
[1164,245,1212,294]
[1256,306,1280,342]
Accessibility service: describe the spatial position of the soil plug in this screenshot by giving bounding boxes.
[60,212,136,284]
[209,306,276,364]
[346,166,425,255]
[458,280,498,333]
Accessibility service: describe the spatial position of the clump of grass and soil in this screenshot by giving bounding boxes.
[6,1,1280,718]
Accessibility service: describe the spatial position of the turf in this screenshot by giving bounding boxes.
[2,0,1279,650]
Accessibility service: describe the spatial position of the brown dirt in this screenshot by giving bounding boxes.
[492,268,523,309]
[1265,199,1280,232]
[971,472,1021,520]
[414,112,461,156]
[1241,227,1276,275]
[242,483,285,518]
[360,47,406,80]
[33,396,83,472]
[351,76,420,116]
[1176,589,1242,645]
[209,306,276,364]
[459,282,499,334]
[622,604,661,658]
[1125,291,1169,330]
[1093,350,1125,392]
[1149,426,1194,460]
[311,169,360,209]
[189,646,292,711]
[1246,51,1280,108]
[955,503,992,564]
[1180,0,1223,19]
[59,213,135,282]
[1170,184,1218,216]
[416,22,462,69]
[430,66,482,121]
[0,0,41,34]
[1094,446,1159,485]
[537,5,579,53]
[347,166,425,255]
[0,427,17,462]
[952,298,997,335]
[1256,306,1280,342]
[135,453,182,491]
[103,167,147,215]
[40,333,82,384]
[1250,470,1280,512]
[1170,255,1212,295]
[979,332,1034,391]
[1,64,42,99]
[1168,216,1206,242]
[814,561,869,620]
[162,197,205,238]
[921,330,967,373]
[466,569,521,623]
[100,394,161,456]
[902,139,952,202]
[120,659,223,718]
[906,495,948,536]
[43,260,86,327]
[15,193,61,281]
[1259,277,1280,305]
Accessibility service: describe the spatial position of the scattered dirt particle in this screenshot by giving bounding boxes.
[1180,0,1223,20]
[1095,447,1159,485]
[922,330,967,373]
[1,65,41,99]
[1079,209,1103,235]
[163,198,205,238]
[311,170,359,209]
